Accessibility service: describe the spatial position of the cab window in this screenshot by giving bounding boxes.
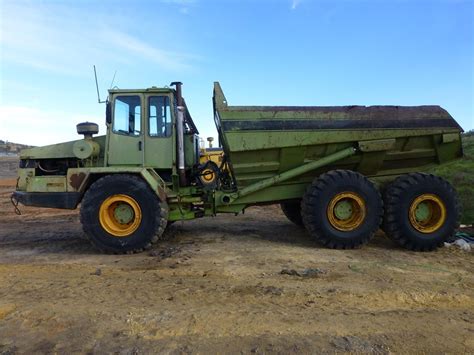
[113,96,141,135]
[149,96,171,137]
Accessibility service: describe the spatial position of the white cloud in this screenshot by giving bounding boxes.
[291,0,302,10]
[0,2,200,145]
[160,0,196,15]
[160,0,196,4]
[103,30,193,71]
[0,1,197,75]
[0,106,104,146]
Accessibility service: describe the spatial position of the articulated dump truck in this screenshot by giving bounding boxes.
[12,82,463,253]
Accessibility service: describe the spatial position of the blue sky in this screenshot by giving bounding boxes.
[1,0,472,146]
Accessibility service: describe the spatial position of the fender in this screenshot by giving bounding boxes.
[66,167,170,203]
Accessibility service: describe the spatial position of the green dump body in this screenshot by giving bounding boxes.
[213,83,463,204]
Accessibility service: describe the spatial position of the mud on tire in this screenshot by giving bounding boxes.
[80,174,168,253]
[301,170,383,249]
[383,173,460,251]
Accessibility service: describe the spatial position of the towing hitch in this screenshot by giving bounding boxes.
[10,194,21,215]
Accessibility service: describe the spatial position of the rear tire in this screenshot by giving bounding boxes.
[280,200,303,226]
[301,170,383,249]
[383,173,460,251]
[80,174,168,253]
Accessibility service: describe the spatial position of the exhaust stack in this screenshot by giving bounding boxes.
[171,82,187,186]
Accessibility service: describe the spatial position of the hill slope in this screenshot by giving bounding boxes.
[0,141,34,155]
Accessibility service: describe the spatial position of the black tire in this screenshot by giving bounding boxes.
[80,174,168,253]
[197,161,219,190]
[280,200,304,226]
[301,170,383,249]
[383,173,460,251]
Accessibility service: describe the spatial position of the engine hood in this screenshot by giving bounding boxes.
[20,135,106,160]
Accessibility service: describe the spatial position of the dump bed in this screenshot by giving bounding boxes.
[213,82,463,198]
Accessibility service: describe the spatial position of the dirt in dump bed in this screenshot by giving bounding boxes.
[0,175,473,353]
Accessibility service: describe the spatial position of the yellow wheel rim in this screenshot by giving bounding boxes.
[409,193,446,234]
[201,168,215,183]
[327,192,366,231]
[99,194,142,237]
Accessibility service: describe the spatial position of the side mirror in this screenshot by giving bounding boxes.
[106,102,112,125]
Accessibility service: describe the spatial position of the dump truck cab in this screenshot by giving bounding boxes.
[106,84,200,183]
[13,82,219,210]
[57,83,204,186]
[107,87,175,168]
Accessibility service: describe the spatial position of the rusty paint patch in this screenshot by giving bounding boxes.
[69,172,86,190]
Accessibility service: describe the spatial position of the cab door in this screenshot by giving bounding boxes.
[108,94,144,166]
[143,94,174,169]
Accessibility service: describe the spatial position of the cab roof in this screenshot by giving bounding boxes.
[108,86,174,94]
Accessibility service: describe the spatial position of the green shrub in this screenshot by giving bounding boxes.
[430,134,474,225]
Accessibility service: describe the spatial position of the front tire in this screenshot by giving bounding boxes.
[301,170,383,249]
[383,173,460,251]
[80,174,168,253]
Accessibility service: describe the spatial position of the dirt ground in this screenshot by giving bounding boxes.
[0,159,473,353]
